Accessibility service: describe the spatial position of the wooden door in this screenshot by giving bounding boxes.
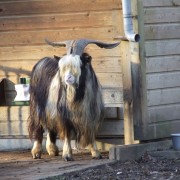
[133,0,180,141]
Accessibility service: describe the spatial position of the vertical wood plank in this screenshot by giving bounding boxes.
[123,0,142,143]
[130,0,142,139]
[121,41,134,145]
[132,0,149,140]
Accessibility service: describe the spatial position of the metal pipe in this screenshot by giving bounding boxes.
[122,0,140,42]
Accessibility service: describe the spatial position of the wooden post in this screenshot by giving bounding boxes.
[130,0,143,141]
[121,42,140,145]
[121,41,134,145]
[121,0,140,145]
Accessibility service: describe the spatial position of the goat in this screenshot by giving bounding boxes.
[28,39,120,160]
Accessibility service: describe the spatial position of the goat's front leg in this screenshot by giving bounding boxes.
[62,135,73,161]
[31,126,44,159]
[89,141,102,159]
[46,131,59,156]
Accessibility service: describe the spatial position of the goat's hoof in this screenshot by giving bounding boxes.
[63,156,74,161]
[46,144,59,156]
[32,153,42,159]
[31,143,42,159]
[47,148,59,156]
[48,151,59,156]
[92,154,102,160]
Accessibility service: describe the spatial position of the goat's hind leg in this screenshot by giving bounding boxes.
[90,141,102,159]
[46,130,59,156]
[31,126,44,159]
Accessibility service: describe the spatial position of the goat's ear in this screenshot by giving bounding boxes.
[85,55,92,63]
[81,53,92,64]
[86,55,92,63]
[54,55,61,61]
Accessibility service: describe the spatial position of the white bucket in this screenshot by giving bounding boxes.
[14,84,30,101]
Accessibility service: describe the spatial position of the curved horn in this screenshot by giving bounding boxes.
[72,39,120,56]
[45,38,75,54]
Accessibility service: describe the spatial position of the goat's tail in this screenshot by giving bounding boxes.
[28,85,44,140]
[28,79,43,140]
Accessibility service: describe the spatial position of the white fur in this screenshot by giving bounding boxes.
[46,72,60,120]
[46,132,59,156]
[89,142,101,158]
[59,55,81,86]
[63,136,73,160]
[31,140,43,159]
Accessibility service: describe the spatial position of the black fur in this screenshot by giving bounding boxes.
[74,53,98,102]
[49,130,57,143]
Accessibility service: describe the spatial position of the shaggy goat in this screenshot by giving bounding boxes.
[28,39,120,160]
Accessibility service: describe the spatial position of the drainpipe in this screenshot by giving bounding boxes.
[121,0,140,42]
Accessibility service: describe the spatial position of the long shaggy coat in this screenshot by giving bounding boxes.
[28,53,104,148]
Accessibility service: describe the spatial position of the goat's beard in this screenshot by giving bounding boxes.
[66,85,76,103]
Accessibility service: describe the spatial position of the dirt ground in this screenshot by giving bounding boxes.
[0,150,179,180]
[0,150,112,180]
[55,152,180,180]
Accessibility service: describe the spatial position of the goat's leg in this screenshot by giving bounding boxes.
[89,141,102,159]
[62,135,73,161]
[46,131,59,156]
[31,126,44,159]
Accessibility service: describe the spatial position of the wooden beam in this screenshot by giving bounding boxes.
[0,10,122,31]
[146,55,180,73]
[147,71,180,90]
[0,0,122,16]
[143,0,180,7]
[145,40,180,57]
[148,104,180,123]
[145,23,180,40]
[121,41,134,145]
[144,7,180,24]
[147,87,180,106]
[0,27,120,46]
[122,0,142,144]
[98,120,124,136]
[0,45,121,61]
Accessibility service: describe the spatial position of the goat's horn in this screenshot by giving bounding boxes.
[72,39,120,56]
[45,38,75,54]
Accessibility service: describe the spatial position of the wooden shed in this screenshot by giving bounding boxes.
[0,0,180,150]
[135,0,180,141]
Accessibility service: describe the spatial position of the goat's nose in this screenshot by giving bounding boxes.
[67,75,72,80]
[65,73,75,85]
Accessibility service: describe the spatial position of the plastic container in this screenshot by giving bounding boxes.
[14,84,30,101]
[171,133,180,151]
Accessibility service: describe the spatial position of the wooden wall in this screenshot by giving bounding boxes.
[0,0,124,139]
[135,0,180,140]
